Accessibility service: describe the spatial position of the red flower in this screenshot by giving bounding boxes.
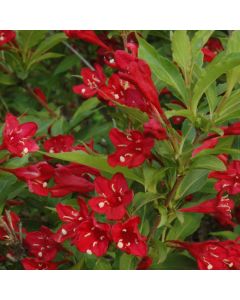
[21,257,58,270]
[0,211,21,241]
[89,173,133,220]
[25,226,60,261]
[49,163,96,197]
[192,137,219,157]
[124,88,151,113]
[143,118,167,140]
[108,128,154,168]
[202,38,224,63]
[98,74,127,105]
[33,87,47,103]
[3,161,55,196]
[171,239,240,270]
[73,63,106,98]
[114,50,163,115]
[111,216,147,257]
[64,30,109,50]
[54,198,89,243]
[43,135,75,153]
[180,192,235,227]
[0,113,39,157]
[222,122,240,135]
[0,30,16,47]
[73,216,111,256]
[209,160,240,195]
[137,256,153,270]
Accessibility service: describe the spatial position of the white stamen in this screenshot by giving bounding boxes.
[38,252,43,257]
[120,156,126,162]
[49,149,54,153]
[109,58,115,64]
[61,228,67,235]
[42,182,47,188]
[207,264,213,270]
[82,88,86,94]
[23,147,28,154]
[84,232,91,237]
[86,249,92,255]
[117,241,124,249]
[98,202,105,208]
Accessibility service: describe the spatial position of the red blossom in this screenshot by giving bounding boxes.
[143,118,167,140]
[209,160,240,195]
[137,256,153,270]
[202,38,224,62]
[114,50,163,115]
[108,128,154,168]
[112,216,147,257]
[89,173,133,220]
[124,88,151,113]
[24,226,60,261]
[21,257,58,270]
[171,239,240,270]
[73,63,106,98]
[54,198,89,243]
[73,216,111,256]
[180,192,235,227]
[64,30,110,50]
[98,73,127,105]
[0,113,39,157]
[43,135,75,153]
[2,161,54,196]
[192,137,219,157]
[49,163,97,197]
[0,30,16,47]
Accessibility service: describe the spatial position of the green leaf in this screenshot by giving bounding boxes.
[165,109,194,122]
[132,192,160,213]
[27,52,64,70]
[210,231,238,240]
[0,73,17,85]
[154,253,197,270]
[192,53,240,113]
[206,82,218,115]
[176,169,209,199]
[41,150,144,185]
[115,103,148,124]
[54,55,80,75]
[143,167,167,193]
[119,253,134,270]
[69,98,100,129]
[32,32,66,59]
[172,31,191,78]
[167,213,203,240]
[214,89,240,124]
[226,31,240,91]
[138,37,188,104]
[157,206,168,228]
[150,240,168,264]
[18,30,46,59]
[94,258,112,270]
[190,155,226,171]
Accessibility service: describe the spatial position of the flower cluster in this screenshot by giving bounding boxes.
[1,30,240,270]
